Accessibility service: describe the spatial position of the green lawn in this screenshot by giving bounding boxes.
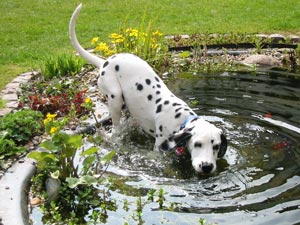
[1,0,300,93]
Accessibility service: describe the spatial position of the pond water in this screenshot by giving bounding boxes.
[31,71,300,225]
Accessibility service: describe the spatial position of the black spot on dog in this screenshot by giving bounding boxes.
[156,84,161,88]
[175,107,182,112]
[149,129,154,133]
[156,98,162,104]
[184,108,190,111]
[175,113,181,119]
[111,94,115,99]
[147,94,153,101]
[152,86,155,89]
[164,100,170,105]
[156,104,162,113]
[145,79,151,85]
[136,83,143,91]
[115,65,119,71]
[190,117,198,123]
[101,71,105,76]
[190,112,196,116]
[155,76,160,83]
[156,91,161,95]
[159,125,163,132]
[172,103,181,107]
[211,139,214,144]
[111,55,117,59]
[170,95,175,97]
[103,61,109,68]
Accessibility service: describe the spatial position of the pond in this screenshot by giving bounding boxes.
[31,71,300,225]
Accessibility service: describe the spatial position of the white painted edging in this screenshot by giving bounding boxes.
[0,159,36,225]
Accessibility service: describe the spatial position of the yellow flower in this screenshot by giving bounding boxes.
[43,113,57,125]
[91,37,99,45]
[49,127,58,134]
[46,113,57,119]
[126,28,138,37]
[95,42,110,52]
[153,30,163,37]
[85,97,92,104]
[43,118,51,125]
[112,38,124,44]
[109,33,121,39]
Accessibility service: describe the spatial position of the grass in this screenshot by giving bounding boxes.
[1,0,300,95]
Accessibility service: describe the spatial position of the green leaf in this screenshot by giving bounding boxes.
[40,140,56,151]
[80,175,98,186]
[50,170,60,179]
[82,155,96,168]
[81,147,99,156]
[66,134,82,149]
[101,150,116,164]
[27,151,57,169]
[27,151,56,162]
[66,177,81,188]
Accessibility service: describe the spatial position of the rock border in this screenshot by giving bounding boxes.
[0,71,38,117]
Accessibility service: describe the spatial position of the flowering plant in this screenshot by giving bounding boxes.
[90,25,165,63]
[43,112,68,135]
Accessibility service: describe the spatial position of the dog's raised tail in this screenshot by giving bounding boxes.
[69,4,104,68]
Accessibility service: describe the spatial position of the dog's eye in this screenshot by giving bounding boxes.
[194,142,202,148]
[213,145,220,151]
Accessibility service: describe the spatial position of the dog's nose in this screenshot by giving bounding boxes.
[201,162,214,174]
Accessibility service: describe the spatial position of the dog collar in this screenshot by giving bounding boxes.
[180,115,198,130]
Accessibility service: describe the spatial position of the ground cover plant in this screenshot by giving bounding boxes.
[0,109,43,169]
[1,0,300,94]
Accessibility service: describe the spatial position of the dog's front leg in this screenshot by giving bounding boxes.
[98,72,123,133]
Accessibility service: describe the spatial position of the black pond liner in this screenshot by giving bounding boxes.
[168,43,298,53]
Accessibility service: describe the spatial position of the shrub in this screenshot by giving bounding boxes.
[0,132,25,160]
[0,109,44,144]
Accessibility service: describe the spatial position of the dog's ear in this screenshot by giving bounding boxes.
[159,129,192,152]
[173,129,193,147]
[218,133,227,158]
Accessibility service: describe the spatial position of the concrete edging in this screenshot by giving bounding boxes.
[0,159,36,225]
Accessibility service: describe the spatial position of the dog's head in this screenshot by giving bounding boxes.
[161,118,227,174]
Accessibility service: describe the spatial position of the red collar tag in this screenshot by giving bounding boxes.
[176,146,185,156]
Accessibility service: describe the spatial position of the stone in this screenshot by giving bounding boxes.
[30,197,42,206]
[181,34,190,39]
[287,35,300,43]
[0,108,12,116]
[242,54,281,66]
[1,93,18,101]
[5,101,19,108]
[269,34,285,43]
[256,34,269,40]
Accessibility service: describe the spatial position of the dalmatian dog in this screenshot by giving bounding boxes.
[69,4,227,174]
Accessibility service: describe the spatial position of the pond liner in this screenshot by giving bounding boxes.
[168,43,298,52]
[0,159,36,225]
